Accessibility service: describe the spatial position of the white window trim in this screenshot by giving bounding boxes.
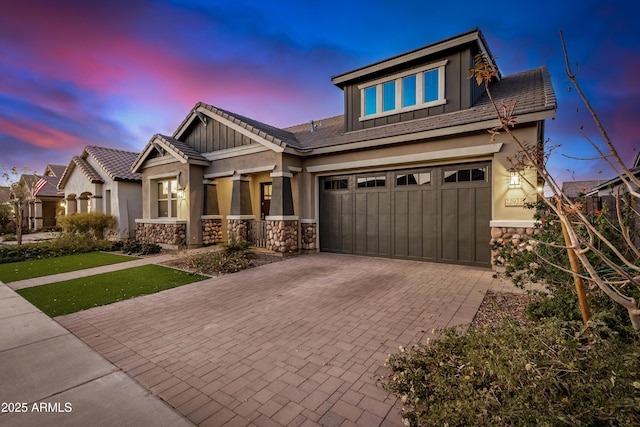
[358,59,448,121]
[155,178,179,219]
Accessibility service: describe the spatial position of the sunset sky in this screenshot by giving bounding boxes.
[1,0,638,185]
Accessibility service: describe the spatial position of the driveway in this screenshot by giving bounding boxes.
[56,253,499,426]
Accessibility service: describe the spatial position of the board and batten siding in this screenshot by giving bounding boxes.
[343,49,475,132]
[182,119,254,153]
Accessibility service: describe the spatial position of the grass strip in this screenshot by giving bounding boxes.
[0,252,137,282]
[17,264,207,317]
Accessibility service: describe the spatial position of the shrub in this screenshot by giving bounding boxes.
[58,212,117,239]
[221,237,251,255]
[110,240,162,255]
[186,249,251,275]
[0,234,111,264]
[381,320,640,426]
[495,199,640,331]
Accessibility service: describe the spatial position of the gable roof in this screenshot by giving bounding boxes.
[44,164,67,178]
[331,28,498,88]
[131,134,210,173]
[59,145,142,190]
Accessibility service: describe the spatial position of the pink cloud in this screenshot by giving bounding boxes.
[0,118,84,150]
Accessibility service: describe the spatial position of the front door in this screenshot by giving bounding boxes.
[260,182,272,219]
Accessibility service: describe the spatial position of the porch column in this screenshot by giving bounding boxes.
[65,197,77,215]
[269,172,294,216]
[202,181,223,245]
[33,199,43,230]
[265,172,299,253]
[78,196,89,213]
[228,175,254,242]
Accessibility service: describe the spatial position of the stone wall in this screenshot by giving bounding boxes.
[202,218,223,245]
[136,222,186,247]
[228,219,249,242]
[490,226,535,266]
[301,222,316,250]
[266,220,298,253]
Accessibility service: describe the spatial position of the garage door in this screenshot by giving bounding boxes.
[319,163,490,266]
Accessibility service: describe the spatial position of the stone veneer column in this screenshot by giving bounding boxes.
[300,220,317,250]
[202,216,223,245]
[490,226,536,266]
[265,219,298,253]
[228,175,254,242]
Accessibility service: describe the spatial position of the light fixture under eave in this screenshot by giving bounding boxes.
[509,169,521,188]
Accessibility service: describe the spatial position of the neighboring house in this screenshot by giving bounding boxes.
[18,164,66,230]
[58,146,142,239]
[584,152,640,228]
[132,29,556,267]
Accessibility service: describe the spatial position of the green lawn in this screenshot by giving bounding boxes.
[0,252,137,282]
[16,265,207,317]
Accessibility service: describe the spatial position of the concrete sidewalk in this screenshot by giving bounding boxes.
[0,280,193,426]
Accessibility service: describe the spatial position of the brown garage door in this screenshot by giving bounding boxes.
[319,163,491,266]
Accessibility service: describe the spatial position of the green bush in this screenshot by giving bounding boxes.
[495,199,640,332]
[58,212,117,239]
[221,237,252,255]
[0,234,112,264]
[381,320,640,426]
[110,240,162,255]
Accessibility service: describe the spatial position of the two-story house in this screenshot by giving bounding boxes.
[132,29,556,267]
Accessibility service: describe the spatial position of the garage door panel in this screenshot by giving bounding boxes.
[393,191,409,257]
[420,190,437,261]
[475,187,491,264]
[440,188,458,262]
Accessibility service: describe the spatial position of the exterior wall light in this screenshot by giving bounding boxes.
[509,169,521,188]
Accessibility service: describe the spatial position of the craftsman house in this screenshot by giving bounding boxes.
[132,29,556,266]
[18,164,66,230]
[58,145,142,239]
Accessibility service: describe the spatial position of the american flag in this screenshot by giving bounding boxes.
[33,178,47,196]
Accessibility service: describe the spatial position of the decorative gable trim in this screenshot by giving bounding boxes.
[191,106,286,153]
[203,144,270,161]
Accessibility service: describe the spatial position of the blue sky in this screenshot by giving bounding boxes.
[1,0,638,185]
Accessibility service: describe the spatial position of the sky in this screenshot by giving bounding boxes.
[1,0,639,186]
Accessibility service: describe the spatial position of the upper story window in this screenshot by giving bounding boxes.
[358,60,447,121]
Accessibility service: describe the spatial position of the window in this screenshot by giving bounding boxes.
[444,167,486,183]
[359,59,447,120]
[357,176,386,188]
[157,179,178,217]
[396,171,431,186]
[324,178,348,190]
[402,75,416,107]
[364,86,377,116]
[383,81,396,111]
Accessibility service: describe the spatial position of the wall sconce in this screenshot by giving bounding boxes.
[509,169,521,188]
[536,178,545,194]
[177,189,186,199]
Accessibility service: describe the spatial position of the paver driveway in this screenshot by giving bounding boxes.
[57,253,497,426]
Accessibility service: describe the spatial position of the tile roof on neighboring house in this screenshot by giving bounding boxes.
[45,164,67,178]
[35,174,63,197]
[59,146,142,190]
[84,146,142,182]
[562,180,607,198]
